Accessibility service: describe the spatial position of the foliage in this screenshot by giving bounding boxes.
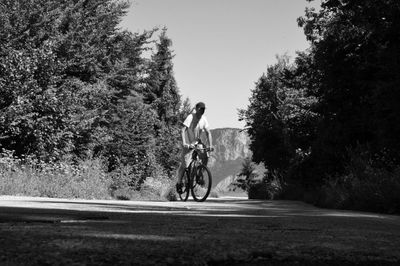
[315,146,400,214]
[0,0,133,160]
[239,54,319,179]
[299,0,400,173]
[242,0,400,213]
[233,157,283,200]
[144,29,182,178]
[178,97,193,124]
[234,157,258,191]
[0,0,185,198]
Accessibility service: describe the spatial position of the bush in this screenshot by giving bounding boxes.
[314,147,400,214]
[160,185,178,202]
[349,169,400,213]
[315,176,351,209]
[142,176,177,201]
[248,180,267,199]
[265,175,284,200]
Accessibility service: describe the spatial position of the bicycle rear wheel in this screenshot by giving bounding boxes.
[178,168,190,201]
[191,164,212,202]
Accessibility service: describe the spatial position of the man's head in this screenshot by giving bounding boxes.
[195,102,206,117]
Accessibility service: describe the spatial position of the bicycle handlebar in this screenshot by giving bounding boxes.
[190,146,214,152]
[188,140,214,152]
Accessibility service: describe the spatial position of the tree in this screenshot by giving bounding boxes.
[144,28,181,124]
[0,0,184,190]
[299,0,400,172]
[239,54,319,180]
[0,0,154,163]
[144,29,182,177]
[234,157,258,191]
[0,0,72,158]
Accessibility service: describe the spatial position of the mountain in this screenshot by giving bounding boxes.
[202,128,251,187]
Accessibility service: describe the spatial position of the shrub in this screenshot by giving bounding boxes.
[248,180,267,199]
[315,147,400,214]
[315,175,351,209]
[160,184,178,202]
[266,174,284,200]
[142,176,177,201]
[140,161,178,201]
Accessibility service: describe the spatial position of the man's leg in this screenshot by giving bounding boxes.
[176,163,186,184]
[176,147,192,192]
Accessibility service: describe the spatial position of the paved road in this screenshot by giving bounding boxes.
[1,196,400,265]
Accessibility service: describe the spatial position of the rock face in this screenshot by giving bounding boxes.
[201,128,251,187]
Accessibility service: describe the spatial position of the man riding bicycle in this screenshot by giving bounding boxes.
[176,102,213,193]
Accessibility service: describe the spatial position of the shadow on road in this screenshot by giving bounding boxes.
[0,197,398,225]
[1,196,400,265]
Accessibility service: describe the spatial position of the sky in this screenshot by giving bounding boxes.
[120,0,320,129]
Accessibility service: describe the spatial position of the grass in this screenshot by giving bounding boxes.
[0,150,178,201]
[0,152,112,199]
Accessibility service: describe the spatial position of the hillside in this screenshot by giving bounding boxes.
[202,128,251,188]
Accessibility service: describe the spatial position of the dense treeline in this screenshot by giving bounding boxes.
[240,0,400,213]
[0,0,185,193]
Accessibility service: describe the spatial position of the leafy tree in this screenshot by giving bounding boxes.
[102,99,158,187]
[299,0,400,173]
[0,0,184,189]
[0,1,72,158]
[55,0,131,82]
[239,55,319,180]
[0,0,154,163]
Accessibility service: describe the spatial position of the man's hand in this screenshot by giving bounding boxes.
[183,143,194,149]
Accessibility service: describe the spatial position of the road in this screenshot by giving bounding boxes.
[1,196,400,265]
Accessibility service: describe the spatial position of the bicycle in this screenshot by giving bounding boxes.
[177,140,213,202]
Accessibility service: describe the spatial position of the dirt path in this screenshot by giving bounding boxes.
[1,196,400,265]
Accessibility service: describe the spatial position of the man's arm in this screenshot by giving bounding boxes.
[181,126,189,148]
[181,114,193,149]
[204,127,213,149]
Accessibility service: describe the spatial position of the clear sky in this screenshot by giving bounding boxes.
[120,0,320,129]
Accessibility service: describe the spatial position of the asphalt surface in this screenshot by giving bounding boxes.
[1,196,400,265]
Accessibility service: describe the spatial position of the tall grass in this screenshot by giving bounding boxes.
[0,150,111,199]
[0,150,183,201]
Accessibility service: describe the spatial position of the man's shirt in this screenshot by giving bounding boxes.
[183,113,209,144]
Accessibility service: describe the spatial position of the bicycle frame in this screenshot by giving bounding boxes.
[187,140,212,172]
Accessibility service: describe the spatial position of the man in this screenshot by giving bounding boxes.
[176,102,213,193]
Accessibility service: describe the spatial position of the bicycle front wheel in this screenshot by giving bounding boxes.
[191,165,212,202]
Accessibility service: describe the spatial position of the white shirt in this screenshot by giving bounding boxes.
[183,113,209,144]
